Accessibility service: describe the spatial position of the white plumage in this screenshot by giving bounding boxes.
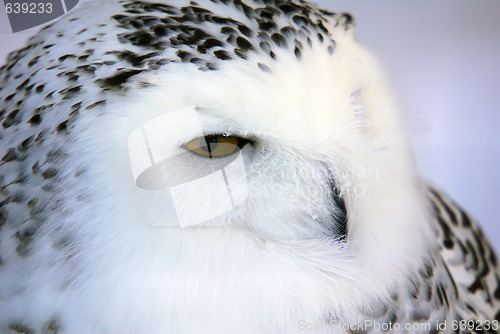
[0,1,498,333]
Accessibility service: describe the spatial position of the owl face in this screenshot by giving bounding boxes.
[0,0,436,331]
[89,24,419,245]
[117,46,358,239]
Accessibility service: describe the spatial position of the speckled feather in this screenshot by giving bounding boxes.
[0,0,498,333]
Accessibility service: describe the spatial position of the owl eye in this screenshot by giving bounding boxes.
[184,135,250,158]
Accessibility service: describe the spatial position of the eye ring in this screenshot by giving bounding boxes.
[184,135,251,158]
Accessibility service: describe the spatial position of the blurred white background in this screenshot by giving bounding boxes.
[1,0,498,249]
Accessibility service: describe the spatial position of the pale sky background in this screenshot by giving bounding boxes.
[1,0,498,249]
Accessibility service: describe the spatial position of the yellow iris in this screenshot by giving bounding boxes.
[185,135,244,158]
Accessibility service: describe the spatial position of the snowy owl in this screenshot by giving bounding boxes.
[0,0,498,333]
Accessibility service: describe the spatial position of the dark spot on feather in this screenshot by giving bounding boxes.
[409,279,420,299]
[271,33,287,47]
[111,50,160,66]
[120,30,157,48]
[437,214,454,249]
[237,24,252,37]
[429,188,459,226]
[45,90,55,99]
[1,148,17,162]
[328,45,334,55]
[16,78,31,91]
[259,40,271,52]
[2,109,21,128]
[425,283,433,301]
[15,226,37,257]
[213,50,231,60]
[419,262,434,279]
[12,192,26,204]
[99,69,144,89]
[58,54,77,62]
[258,20,276,31]
[197,38,224,53]
[42,168,58,179]
[0,208,7,227]
[56,121,68,133]
[234,48,248,59]
[464,303,477,315]
[8,321,35,334]
[32,162,40,174]
[19,136,35,151]
[220,26,236,34]
[410,309,430,322]
[59,86,82,99]
[293,15,311,26]
[85,100,106,110]
[258,63,271,73]
[176,50,191,61]
[294,46,301,59]
[27,56,41,67]
[279,3,301,14]
[44,317,61,334]
[340,12,354,27]
[316,20,329,34]
[236,36,253,51]
[460,209,472,228]
[190,57,202,64]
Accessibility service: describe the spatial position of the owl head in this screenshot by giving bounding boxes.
[0,0,434,331]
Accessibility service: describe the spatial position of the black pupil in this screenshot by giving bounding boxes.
[203,137,219,154]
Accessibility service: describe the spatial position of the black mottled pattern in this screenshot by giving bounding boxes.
[427,186,500,331]
[328,187,500,333]
[99,0,345,84]
[8,321,35,334]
